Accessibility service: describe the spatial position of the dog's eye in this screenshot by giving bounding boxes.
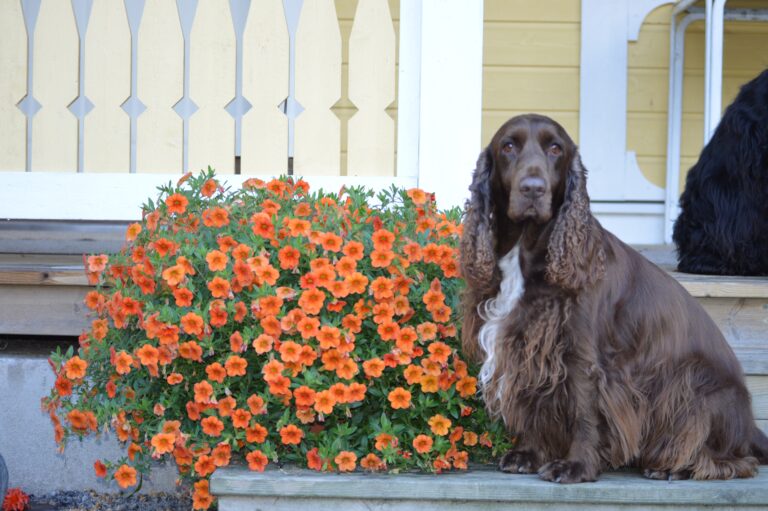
[547,143,562,157]
[502,143,516,154]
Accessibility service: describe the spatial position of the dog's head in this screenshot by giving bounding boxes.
[463,114,604,291]
[487,114,576,225]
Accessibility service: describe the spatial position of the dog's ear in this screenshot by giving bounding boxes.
[545,150,605,291]
[460,146,499,362]
[460,147,498,291]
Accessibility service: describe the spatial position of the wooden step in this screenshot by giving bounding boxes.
[211,466,768,511]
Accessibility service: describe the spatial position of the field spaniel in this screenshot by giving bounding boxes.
[460,114,768,483]
[673,68,768,275]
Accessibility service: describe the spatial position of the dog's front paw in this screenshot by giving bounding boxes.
[498,449,539,474]
[538,460,597,483]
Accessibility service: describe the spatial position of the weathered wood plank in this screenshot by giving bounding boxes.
[747,376,768,419]
[212,467,768,508]
[0,220,127,255]
[0,285,90,336]
[0,264,88,287]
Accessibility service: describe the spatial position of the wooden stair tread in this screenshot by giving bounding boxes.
[211,466,768,507]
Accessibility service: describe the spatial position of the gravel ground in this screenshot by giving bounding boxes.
[29,490,192,511]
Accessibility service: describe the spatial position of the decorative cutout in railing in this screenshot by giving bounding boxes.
[2,0,399,177]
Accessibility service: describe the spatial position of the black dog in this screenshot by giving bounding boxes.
[673,69,768,275]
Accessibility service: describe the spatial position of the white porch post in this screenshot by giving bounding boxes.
[397,0,484,210]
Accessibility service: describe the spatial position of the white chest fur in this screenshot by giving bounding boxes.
[477,245,525,394]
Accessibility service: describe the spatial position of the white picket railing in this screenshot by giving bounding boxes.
[0,0,485,220]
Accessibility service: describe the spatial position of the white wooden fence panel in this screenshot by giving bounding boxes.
[33,1,78,172]
[294,0,342,177]
[189,0,236,174]
[85,0,130,173]
[0,1,26,172]
[137,0,183,173]
[347,0,395,177]
[241,0,289,174]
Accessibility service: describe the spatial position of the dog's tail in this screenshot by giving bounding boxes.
[751,425,768,464]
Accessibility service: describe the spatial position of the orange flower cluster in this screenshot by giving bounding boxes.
[43,172,510,510]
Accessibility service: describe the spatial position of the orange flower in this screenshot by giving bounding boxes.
[125,222,142,241]
[194,380,213,403]
[420,374,438,393]
[278,341,302,363]
[114,464,137,488]
[319,232,343,252]
[362,357,385,378]
[225,355,248,377]
[375,433,396,451]
[371,229,395,251]
[252,334,274,354]
[463,431,478,446]
[162,264,186,286]
[336,358,359,380]
[343,240,365,260]
[64,356,87,380]
[205,250,228,271]
[346,382,367,402]
[406,187,428,204]
[279,424,304,445]
[201,416,224,437]
[151,432,176,454]
[193,479,213,510]
[428,414,452,436]
[377,321,400,341]
[262,359,284,382]
[194,454,216,477]
[334,451,357,472]
[218,396,236,417]
[387,387,411,409]
[317,326,341,349]
[179,340,203,361]
[135,344,159,366]
[212,443,232,467]
[250,212,275,238]
[202,206,229,228]
[370,277,394,300]
[360,453,384,471]
[165,193,188,214]
[246,423,268,443]
[428,341,452,364]
[345,272,368,294]
[370,249,395,268]
[173,287,193,306]
[296,316,320,340]
[298,288,325,315]
[207,276,231,298]
[412,434,434,454]
[456,376,477,398]
[403,365,424,385]
[246,449,268,472]
[201,178,219,197]
[247,394,266,415]
[180,313,204,336]
[335,256,357,277]
[94,460,107,478]
[293,385,316,407]
[313,390,335,414]
[114,351,133,375]
[205,362,226,383]
[87,254,109,272]
[231,408,252,429]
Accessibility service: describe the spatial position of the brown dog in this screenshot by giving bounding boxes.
[460,114,768,482]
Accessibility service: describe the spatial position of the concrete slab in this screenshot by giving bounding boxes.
[0,354,177,494]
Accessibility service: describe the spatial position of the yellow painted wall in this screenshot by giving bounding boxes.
[482,0,768,192]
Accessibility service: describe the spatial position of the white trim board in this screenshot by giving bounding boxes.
[0,172,418,221]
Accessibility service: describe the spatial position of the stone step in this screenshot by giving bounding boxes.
[211,466,768,511]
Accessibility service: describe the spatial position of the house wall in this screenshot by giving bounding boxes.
[482,0,768,193]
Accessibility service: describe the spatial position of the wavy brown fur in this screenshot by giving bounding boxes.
[461,114,768,483]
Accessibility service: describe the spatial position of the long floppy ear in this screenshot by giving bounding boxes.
[460,147,498,292]
[460,147,500,362]
[545,150,605,291]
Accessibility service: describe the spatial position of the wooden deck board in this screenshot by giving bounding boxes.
[212,466,768,509]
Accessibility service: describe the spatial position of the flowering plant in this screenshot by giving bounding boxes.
[2,488,29,511]
[43,170,510,509]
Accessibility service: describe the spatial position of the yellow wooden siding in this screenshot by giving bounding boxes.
[483,0,768,193]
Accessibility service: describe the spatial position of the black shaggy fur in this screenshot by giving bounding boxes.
[673,69,768,275]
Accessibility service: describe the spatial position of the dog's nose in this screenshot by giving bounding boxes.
[519,176,546,199]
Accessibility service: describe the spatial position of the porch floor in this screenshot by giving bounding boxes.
[211,465,768,510]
